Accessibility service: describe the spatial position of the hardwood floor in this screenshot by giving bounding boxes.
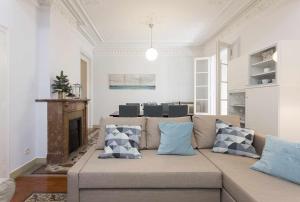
[11,176,67,202]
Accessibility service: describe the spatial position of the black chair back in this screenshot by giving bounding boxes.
[144,105,163,117]
[119,105,139,117]
[168,105,188,117]
[161,103,170,115]
[126,103,140,112]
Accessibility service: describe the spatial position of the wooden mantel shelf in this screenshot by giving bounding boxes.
[36,98,90,103]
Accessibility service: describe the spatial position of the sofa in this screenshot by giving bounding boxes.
[68,115,300,202]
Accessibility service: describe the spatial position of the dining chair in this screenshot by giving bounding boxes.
[144,105,163,117]
[126,103,140,112]
[168,105,188,117]
[161,103,170,115]
[119,105,139,117]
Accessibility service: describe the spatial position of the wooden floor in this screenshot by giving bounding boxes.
[11,176,67,202]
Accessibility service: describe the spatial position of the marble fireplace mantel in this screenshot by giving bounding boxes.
[36,99,90,164]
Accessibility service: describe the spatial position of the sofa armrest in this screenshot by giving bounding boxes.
[253,132,266,156]
[67,145,97,202]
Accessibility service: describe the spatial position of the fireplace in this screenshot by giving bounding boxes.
[35,99,89,164]
[69,117,82,154]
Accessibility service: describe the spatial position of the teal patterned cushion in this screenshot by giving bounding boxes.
[99,125,142,159]
[213,119,259,158]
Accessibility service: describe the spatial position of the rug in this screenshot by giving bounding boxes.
[31,129,99,175]
[25,193,66,202]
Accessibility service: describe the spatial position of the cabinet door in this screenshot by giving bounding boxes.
[245,86,278,135]
[228,55,248,91]
[194,58,211,114]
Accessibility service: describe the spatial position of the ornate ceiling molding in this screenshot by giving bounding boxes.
[94,44,203,57]
[61,0,103,45]
[203,0,286,47]
[33,0,102,46]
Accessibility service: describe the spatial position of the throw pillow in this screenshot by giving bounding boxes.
[99,124,142,159]
[251,135,300,184]
[157,122,195,156]
[213,119,259,158]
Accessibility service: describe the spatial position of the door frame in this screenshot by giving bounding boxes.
[0,25,10,177]
[216,40,231,115]
[194,57,212,115]
[80,52,93,127]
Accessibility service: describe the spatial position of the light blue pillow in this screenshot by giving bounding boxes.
[251,135,300,184]
[157,122,195,156]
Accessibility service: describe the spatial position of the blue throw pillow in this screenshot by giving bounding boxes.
[251,135,300,184]
[157,122,195,156]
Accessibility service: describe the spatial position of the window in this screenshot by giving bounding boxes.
[219,46,229,115]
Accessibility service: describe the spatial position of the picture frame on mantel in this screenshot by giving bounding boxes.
[108,74,156,90]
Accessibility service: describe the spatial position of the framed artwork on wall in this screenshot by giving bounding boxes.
[109,74,156,90]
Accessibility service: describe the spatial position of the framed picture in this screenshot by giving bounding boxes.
[109,74,156,90]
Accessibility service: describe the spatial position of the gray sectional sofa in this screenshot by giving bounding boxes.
[68,115,300,202]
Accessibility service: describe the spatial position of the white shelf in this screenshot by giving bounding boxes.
[251,71,276,77]
[251,59,275,68]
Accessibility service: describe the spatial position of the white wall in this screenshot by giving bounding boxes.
[8,0,38,172]
[93,46,201,124]
[0,0,95,173]
[202,0,300,56]
[35,1,94,159]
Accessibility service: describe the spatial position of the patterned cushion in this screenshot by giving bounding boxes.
[99,125,142,159]
[212,119,259,158]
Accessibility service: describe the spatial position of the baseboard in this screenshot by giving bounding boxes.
[10,157,46,179]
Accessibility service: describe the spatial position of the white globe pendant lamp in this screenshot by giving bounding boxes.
[145,24,158,61]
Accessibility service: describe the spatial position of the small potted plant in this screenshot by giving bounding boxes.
[51,70,72,99]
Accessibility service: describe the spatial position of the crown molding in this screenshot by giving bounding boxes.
[60,0,103,46]
[94,44,203,57]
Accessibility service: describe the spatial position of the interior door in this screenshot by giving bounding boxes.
[80,59,88,99]
[194,57,211,114]
[217,41,230,115]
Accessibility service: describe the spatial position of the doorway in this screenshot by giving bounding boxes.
[80,59,88,99]
[217,41,230,115]
[80,54,93,127]
[0,26,9,177]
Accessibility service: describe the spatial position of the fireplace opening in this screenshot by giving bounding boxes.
[69,117,82,154]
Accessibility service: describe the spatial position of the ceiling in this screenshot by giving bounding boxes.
[79,0,255,46]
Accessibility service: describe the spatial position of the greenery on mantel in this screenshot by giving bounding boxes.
[51,70,72,98]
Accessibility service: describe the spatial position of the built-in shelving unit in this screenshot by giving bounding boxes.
[228,90,245,127]
[249,45,277,86]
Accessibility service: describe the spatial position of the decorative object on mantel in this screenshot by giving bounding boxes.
[145,23,158,61]
[72,83,82,98]
[109,74,156,90]
[51,70,73,99]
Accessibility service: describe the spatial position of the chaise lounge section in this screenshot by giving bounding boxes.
[68,116,300,202]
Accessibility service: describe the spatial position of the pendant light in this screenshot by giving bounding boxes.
[145,23,158,61]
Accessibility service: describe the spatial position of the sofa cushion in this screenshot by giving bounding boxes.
[96,117,146,149]
[99,125,142,159]
[158,122,195,156]
[193,115,240,149]
[146,117,197,149]
[79,150,221,189]
[251,135,300,185]
[200,149,300,202]
[213,119,259,158]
